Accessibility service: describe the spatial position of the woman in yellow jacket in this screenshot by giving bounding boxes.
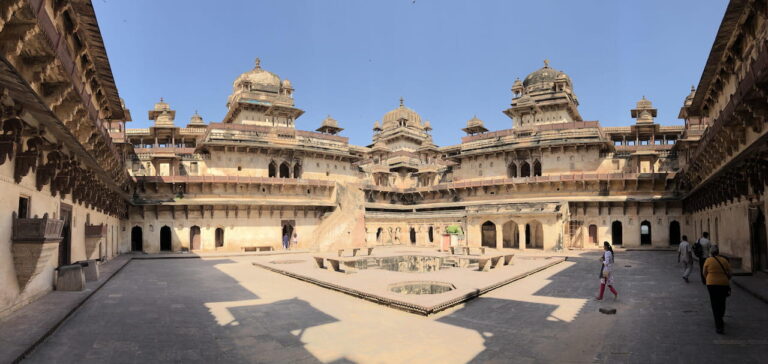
[703,245,731,334]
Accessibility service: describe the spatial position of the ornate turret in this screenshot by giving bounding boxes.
[503,60,582,128]
[631,96,657,124]
[148,98,176,127]
[316,115,344,135]
[462,115,488,135]
[187,111,205,127]
[223,58,304,126]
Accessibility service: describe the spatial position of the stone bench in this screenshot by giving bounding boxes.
[242,246,274,252]
[503,254,515,265]
[337,248,371,257]
[313,256,326,269]
[476,255,504,271]
[76,259,99,282]
[55,264,85,291]
[460,246,486,255]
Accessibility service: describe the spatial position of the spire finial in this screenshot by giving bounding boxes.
[543,59,550,68]
[691,85,695,92]
[160,97,164,102]
[255,57,261,69]
[399,97,404,107]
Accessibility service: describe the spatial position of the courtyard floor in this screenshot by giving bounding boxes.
[20,250,768,363]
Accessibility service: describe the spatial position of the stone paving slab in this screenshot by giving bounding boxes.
[732,271,768,304]
[0,255,131,364]
[251,247,565,315]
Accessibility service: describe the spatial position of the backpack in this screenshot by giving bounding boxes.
[692,239,703,258]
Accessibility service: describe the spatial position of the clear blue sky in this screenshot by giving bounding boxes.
[93,0,728,146]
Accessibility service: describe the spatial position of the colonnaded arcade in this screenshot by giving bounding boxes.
[1,0,767,317]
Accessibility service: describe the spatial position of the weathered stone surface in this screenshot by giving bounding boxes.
[11,241,59,292]
[78,260,100,282]
[55,265,85,292]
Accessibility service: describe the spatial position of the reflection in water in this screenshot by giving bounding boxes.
[354,255,448,273]
[389,281,455,295]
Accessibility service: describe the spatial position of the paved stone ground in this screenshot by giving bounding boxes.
[22,251,768,363]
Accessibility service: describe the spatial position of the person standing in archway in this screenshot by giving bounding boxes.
[290,232,298,250]
[282,232,290,250]
[678,235,693,283]
[596,241,618,301]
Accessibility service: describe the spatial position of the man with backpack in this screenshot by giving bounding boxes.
[693,232,711,285]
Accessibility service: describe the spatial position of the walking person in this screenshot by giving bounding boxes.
[694,232,712,285]
[282,233,289,250]
[703,245,731,334]
[596,241,618,300]
[290,232,298,250]
[678,235,693,283]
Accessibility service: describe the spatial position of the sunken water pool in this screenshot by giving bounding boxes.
[353,255,452,273]
[389,281,456,295]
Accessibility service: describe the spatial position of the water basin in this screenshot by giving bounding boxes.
[354,255,448,273]
[389,281,455,295]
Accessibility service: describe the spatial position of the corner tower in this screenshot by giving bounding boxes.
[503,60,582,128]
[222,58,304,127]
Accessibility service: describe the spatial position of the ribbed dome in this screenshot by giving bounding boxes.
[381,98,422,129]
[522,61,571,93]
[232,58,281,90]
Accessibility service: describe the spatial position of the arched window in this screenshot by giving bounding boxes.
[268,161,277,178]
[215,228,224,247]
[279,162,290,178]
[507,162,517,178]
[481,221,496,248]
[520,162,531,177]
[293,163,302,179]
[533,160,542,176]
[640,220,652,245]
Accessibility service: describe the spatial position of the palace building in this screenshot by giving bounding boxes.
[1,0,766,316]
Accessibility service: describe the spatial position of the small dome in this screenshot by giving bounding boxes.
[382,97,422,129]
[189,111,205,125]
[636,96,653,109]
[522,60,571,93]
[684,86,696,106]
[424,120,432,130]
[282,79,292,89]
[154,97,170,112]
[373,121,381,130]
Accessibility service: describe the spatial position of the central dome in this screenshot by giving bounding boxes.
[232,58,281,90]
[522,60,571,93]
[381,98,423,129]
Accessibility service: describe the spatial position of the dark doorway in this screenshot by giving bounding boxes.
[58,204,72,266]
[279,162,290,178]
[190,225,201,250]
[525,223,531,247]
[215,228,225,247]
[507,163,517,178]
[669,221,681,246]
[409,227,416,244]
[588,224,598,246]
[293,163,302,179]
[611,221,622,246]
[376,227,383,243]
[640,220,652,245]
[281,220,295,243]
[520,162,531,177]
[481,221,496,248]
[428,226,434,243]
[533,160,542,176]
[160,226,172,251]
[131,226,143,251]
[750,207,768,272]
[268,161,277,178]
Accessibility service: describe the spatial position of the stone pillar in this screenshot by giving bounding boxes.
[496,223,503,249]
[518,223,527,250]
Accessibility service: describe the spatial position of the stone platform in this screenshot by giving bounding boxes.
[251,247,565,315]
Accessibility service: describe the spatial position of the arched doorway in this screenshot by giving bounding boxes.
[669,221,681,246]
[533,160,542,176]
[428,226,434,243]
[215,228,224,247]
[502,221,518,248]
[131,226,143,251]
[481,221,496,248]
[293,163,302,179]
[190,226,201,250]
[160,226,172,251]
[525,221,543,249]
[268,161,277,178]
[640,220,652,245]
[588,224,598,246]
[611,221,623,245]
[279,162,290,178]
[520,162,531,177]
[750,207,768,272]
[507,162,517,178]
[409,227,416,244]
[376,227,383,243]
